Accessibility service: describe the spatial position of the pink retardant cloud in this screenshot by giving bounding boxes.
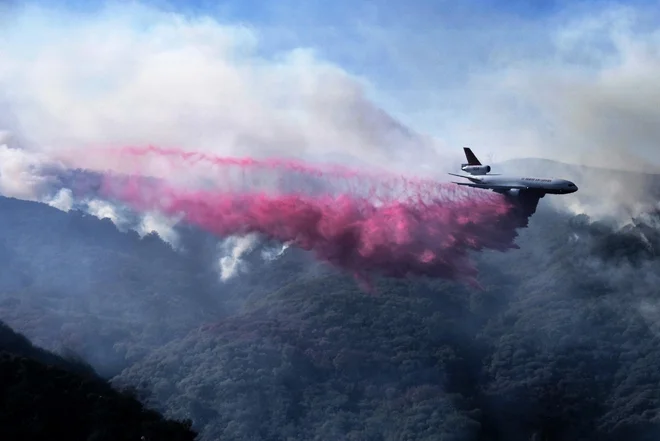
[98,146,526,289]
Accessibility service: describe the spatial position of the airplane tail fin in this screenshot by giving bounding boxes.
[463,147,481,165]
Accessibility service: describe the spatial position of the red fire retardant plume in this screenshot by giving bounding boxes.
[98,146,528,289]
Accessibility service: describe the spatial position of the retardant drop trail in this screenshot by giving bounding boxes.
[96,146,534,288]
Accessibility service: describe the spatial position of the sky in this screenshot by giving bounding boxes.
[1,0,660,189]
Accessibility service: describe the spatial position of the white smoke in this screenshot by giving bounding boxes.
[0,144,64,200]
[262,243,291,261]
[137,212,181,248]
[86,199,123,225]
[0,3,441,179]
[217,234,261,281]
[47,188,74,212]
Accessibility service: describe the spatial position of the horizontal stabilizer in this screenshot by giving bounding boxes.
[448,172,481,180]
[448,172,501,178]
[448,172,484,184]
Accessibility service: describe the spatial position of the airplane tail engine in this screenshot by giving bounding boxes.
[461,164,491,175]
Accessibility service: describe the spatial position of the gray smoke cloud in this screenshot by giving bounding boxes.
[0,1,447,258]
[0,2,442,177]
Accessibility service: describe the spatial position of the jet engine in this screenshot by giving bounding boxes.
[461,164,491,175]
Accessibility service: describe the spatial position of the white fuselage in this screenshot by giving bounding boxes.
[476,174,578,194]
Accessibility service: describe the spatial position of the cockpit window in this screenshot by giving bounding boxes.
[568,183,575,187]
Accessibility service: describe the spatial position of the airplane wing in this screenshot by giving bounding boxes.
[448,172,528,193]
[452,182,528,189]
[447,171,501,178]
[448,172,478,178]
[452,182,529,191]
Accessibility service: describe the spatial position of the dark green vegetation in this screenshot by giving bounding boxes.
[0,320,197,441]
[1,181,660,440]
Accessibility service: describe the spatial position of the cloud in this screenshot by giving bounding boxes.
[450,3,660,172]
[254,1,660,173]
[0,2,442,181]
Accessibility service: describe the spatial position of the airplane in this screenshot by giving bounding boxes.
[449,147,578,214]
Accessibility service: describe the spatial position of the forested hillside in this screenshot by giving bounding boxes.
[1,174,660,440]
[0,195,307,377]
[0,320,197,440]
